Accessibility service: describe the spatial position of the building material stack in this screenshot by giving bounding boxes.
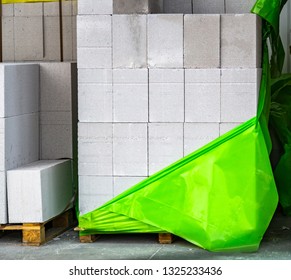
[77,0,262,217]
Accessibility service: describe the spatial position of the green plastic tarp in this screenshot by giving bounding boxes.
[78,0,288,252]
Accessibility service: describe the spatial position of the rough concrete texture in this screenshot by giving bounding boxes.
[113,0,162,14]
[225,0,257,13]
[193,0,225,14]
[78,0,113,15]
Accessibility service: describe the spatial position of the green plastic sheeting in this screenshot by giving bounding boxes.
[78,0,287,252]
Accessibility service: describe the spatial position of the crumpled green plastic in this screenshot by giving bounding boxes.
[78,0,287,252]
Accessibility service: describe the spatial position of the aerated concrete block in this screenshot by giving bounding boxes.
[113,123,148,176]
[0,64,39,117]
[219,122,242,136]
[221,14,262,68]
[113,15,147,68]
[113,69,148,122]
[184,123,220,156]
[149,69,184,122]
[225,0,257,13]
[77,47,112,68]
[113,176,146,197]
[44,1,73,16]
[78,0,113,15]
[7,160,73,223]
[63,16,75,62]
[14,3,43,16]
[221,68,262,83]
[193,0,225,14]
[184,15,220,68]
[78,15,112,48]
[14,16,43,61]
[78,69,113,84]
[113,0,162,14]
[2,4,14,17]
[78,84,113,122]
[78,176,113,215]
[2,17,14,62]
[78,123,113,176]
[163,0,192,14]
[185,69,221,123]
[149,123,183,175]
[148,14,183,68]
[0,171,7,224]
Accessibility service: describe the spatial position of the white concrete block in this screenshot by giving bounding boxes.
[113,0,162,14]
[221,83,258,122]
[219,122,242,136]
[78,176,113,215]
[184,15,220,68]
[149,123,183,175]
[2,4,14,17]
[14,3,43,16]
[78,123,113,176]
[185,69,221,83]
[0,171,7,224]
[148,14,183,68]
[40,111,72,125]
[44,1,73,16]
[221,68,262,83]
[63,16,75,62]
[0,113,39,171]
[78,69,112,84]
[7,160,73,223]
[184,123,220,156]
[113,176,146,197]
[78,15,112,48]
[77,47,112,68]
[40,62,75,112]
[78,0,113,15]
[2,17,14,62]
[185,83,221,122]
[163,0,192,13]
[221,14,262,68]
[225,0,257,13]
[113,15,147,68]
[14,16,43,61]
[78,84,113,122]
[113,69,148,122]
[113,123,147,176]
[193,0,225,14]
[72,15,77,61]
[149,68,184,83]
[0,64,39,117]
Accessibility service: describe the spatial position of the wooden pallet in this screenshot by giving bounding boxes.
[0,209,76,246]
[75,228,175,244]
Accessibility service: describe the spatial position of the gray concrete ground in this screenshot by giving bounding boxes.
[0,210,291,260]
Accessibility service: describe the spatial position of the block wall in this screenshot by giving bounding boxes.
[77,0,262,215]
[1,0,77,62]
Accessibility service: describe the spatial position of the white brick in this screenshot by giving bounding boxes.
[149,69,184,83]
[113,69,148,123]
[78,0,113,15]
[7,160,73,223]
[163,0,192,13]
[78,123,113,176]
[148,14,183,68]
[185,69,220,83]
[77,47,112,68]
[2,17,14,62]
[77,15,112,48]
[193,0,225,14]
[184,15,220,68]
[225,0,257,13]
[113,176,146,197]
[184,123,220,156]
[219,122,242,136]
[14,3,43,16]
[113,15,147,68]
[149,123,183,175]
[113,123,147,176]
[221,68,262,83]
[185,83,220,122]
[0,64,39,117]
[78,84,113,122]
[78,69,113,84]
[221,14,262,68]
[0,171,7,224]
[78,176,113,215]
[149,83,184,122]
[14,17,43,61]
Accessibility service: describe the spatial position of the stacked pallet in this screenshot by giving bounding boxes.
[77,0,262,216]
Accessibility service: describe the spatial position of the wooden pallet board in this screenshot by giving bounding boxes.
[0,209,76,246]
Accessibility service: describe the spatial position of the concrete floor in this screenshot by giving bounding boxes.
[1,210,291,260]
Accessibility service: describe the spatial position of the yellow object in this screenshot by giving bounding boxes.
[2,0,67,3]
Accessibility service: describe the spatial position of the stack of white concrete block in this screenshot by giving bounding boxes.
[2,1,77,62]
[0,64,39,224]
[77,0,262,215]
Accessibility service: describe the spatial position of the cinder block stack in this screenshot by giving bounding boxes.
[1,0,77,62]
[0,64,40,224]
[77,0,262,215]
